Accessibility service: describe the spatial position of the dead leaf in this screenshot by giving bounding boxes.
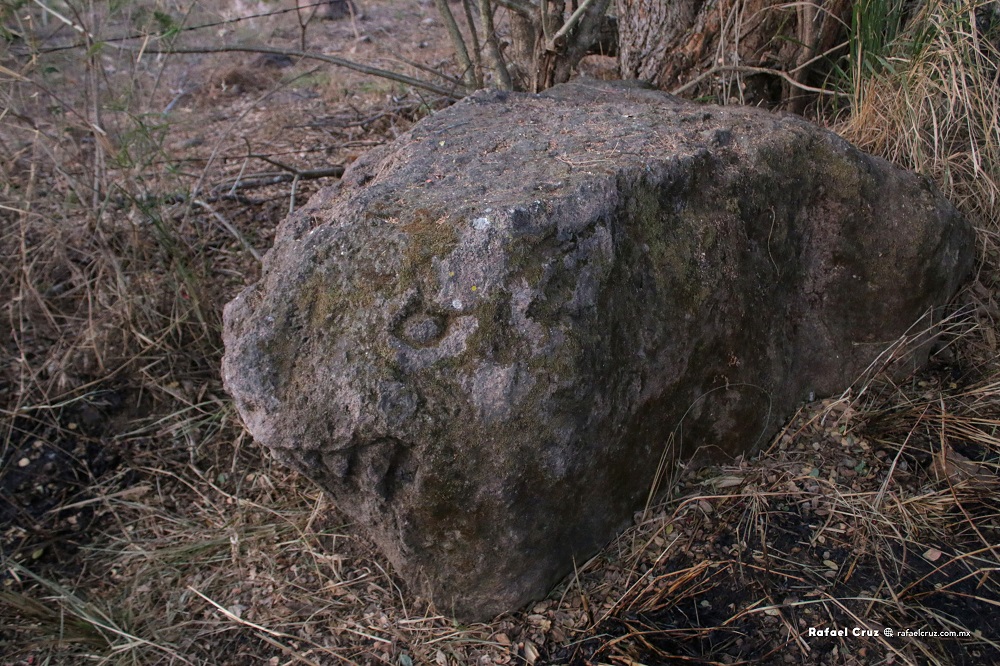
[923,547,943,562]
[523,640,539,665]
[934,443,994,484]
[712,475,744,489]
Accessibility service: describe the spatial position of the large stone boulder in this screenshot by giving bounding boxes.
[222,81,974,621]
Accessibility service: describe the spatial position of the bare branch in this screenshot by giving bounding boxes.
[434,0,479,89]
[544,0,611,86]
[540,0,552,43]
[388,54,466,87]
[479,0,514,90]
[193,199,263,262]
[462,0,484,78]
[213,166,346,193]
[133,45,464,99]
[493,0,536,15]
[671,64,850,97]
[548,0,600,49]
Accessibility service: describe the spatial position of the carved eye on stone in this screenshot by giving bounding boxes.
[399,312,447,347]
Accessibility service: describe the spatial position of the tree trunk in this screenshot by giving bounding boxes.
[615,0,850,109]
[503,0,614,92]
[546,0,616,86]
[616,0,706,83]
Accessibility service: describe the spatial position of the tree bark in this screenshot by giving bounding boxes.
[615,0,851,109]
[546,0,614,86]
[616,0,706,83]
[503,0,614,91]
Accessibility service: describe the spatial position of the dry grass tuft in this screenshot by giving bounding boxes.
[839,0,1000,270]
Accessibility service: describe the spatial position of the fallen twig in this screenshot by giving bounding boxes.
[193,199,262,262]
[133,45,465,99]
[213,165,345,193]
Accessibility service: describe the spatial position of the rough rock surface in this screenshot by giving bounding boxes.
[222,81,974,621]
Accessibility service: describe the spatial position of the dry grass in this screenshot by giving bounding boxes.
[839,0,1000,269]
[566,379,1000,663]
[2,0,1000,664]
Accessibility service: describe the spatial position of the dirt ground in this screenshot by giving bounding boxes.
[2,1,1000,664]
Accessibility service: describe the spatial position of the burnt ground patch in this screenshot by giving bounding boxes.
[1,389,130,573]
